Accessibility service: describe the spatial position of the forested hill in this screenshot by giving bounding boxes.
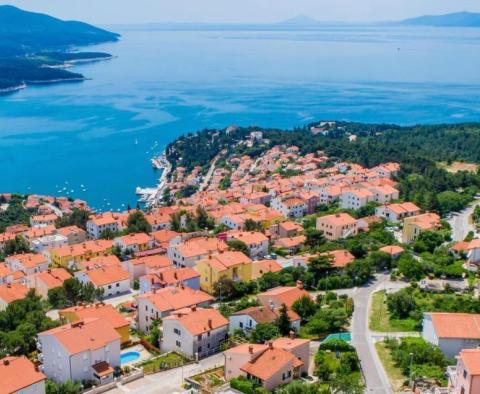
[166,122,480,212]
[0,5,119,91]
[0,5,119,55]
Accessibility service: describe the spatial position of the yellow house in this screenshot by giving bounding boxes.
[59,303,130,345]
[402,212,441,243]
[48,240,113,267]
[196,251,253,294]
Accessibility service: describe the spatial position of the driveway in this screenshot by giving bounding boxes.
[350,274,393,394]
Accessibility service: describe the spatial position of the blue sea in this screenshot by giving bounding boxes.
[1,25,480,210]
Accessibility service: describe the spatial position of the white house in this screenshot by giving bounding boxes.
[422,312,480,358]
[86,212,126,239]
[339,188,374,210]
[229,305,301,335]
[161,307,229,360]
[6,253,50,276]
[0,356,46,394]
[226,231,269,258]
[136,286,213,332]
[375,202,421,222]
[113,233,154,254]
[38,318,121,384]
[74,266,130,298]
[271,197,307,219]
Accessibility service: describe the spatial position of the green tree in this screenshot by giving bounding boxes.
[63,278,82,306]
[126,211,152,234]
[292,295,317,322]
[55,208,90,230]
[397,253,425,281]
[387,289,418,319]
[304,228,326,249]
[3,235,30,256]
[251,322,280,343]
[48,287,67,309]
[276,303,292,336]
[227,240,250,257]
[46,379,82,394]
[213,276,237,301]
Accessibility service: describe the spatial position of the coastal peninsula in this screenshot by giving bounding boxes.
[0,5,119,92]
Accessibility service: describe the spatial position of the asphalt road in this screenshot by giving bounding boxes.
[351,274,393,394]
[448,201,479,242]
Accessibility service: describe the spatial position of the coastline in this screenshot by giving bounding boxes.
[0,83,27,94]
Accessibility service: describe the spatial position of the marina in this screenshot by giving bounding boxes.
[136,152,171,208]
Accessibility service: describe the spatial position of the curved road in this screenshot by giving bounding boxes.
[351,274,393,394]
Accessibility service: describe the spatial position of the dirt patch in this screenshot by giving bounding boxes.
[440,161,478,173]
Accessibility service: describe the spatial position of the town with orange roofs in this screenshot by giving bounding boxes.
[2,123,480,394]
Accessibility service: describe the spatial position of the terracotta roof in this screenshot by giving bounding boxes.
[384,202,420,215]
[50,240,113,258]
[61,303,129,329]
[459,349,480,375]
[137,286,213,313]
[57,225,85,237]
[428,312,480,339]
[279,221,302,232]
[257,286,310,309]
[228,231,268,245]
[271,337,310,351]
[39,317,120,355]
[143,266,199,286]
[115,232,152,246]
[201,251,252,272]
[274,236,306,249]
[232,305,300,323]
[251,260,283,279]
[84,266,129,286]
[404,213,440,230]
[176,237,228,258]
[319,250,355,268]
[6,253,48,269]
[128,254,172,269]
[78,254,121,270]
[379,245,405,255]
[0,263,13,278]
[317,213,357,227]
[0,356,46,393]
[164,308,228,335]
[241,348,302,381]
[35,268,72,289]
[0,283,29,304]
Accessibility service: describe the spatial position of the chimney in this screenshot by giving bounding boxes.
[296,280,303,290]
[191,305,197,312]
[268,341,273,349]
[174,272,178,280]
[289,330,295,339]
[208,318,213,329]
[248,345,254,354]
[3,359,9,366]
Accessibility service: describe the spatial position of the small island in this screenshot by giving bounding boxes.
[0,5,119,93]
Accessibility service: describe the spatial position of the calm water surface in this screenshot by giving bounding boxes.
[1,26,480,209]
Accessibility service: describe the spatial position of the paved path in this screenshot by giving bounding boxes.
[351,274,393,394]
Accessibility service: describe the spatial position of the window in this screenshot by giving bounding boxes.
[176,340,181,347]
[174,328,181,335]
[108,285,112,289]
[463,370,467,379]
[198,346,202,353]
[197,334,202,341]
[116,283,120,287]
[239,322,243,328]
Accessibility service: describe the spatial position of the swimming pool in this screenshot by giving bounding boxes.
[120,351,141,364]
[322,332,351,343]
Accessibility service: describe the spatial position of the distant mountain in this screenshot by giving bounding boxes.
[0,5,119,93]
[400,12,480,27]
[0,5,119,55]
[277,15,321,27]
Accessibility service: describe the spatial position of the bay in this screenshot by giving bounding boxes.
[1,25,480,210]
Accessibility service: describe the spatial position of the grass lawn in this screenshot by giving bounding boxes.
[375,341,406,393]
[369,291,418,332]
[141,352,187,374]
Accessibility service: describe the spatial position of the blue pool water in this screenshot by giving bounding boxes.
[2,26,480,208]
[323,332,352,342]
[120,351,141,364]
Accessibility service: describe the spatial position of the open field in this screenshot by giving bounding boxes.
[438,161,478,173]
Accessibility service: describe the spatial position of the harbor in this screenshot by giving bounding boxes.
[136,152,171,208]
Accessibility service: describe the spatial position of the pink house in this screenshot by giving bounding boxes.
[449,348,480,394]
[224,335,310,392]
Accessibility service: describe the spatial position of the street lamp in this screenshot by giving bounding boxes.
[409,352,414,388]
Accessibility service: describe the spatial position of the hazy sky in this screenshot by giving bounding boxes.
[6,0,480,24]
